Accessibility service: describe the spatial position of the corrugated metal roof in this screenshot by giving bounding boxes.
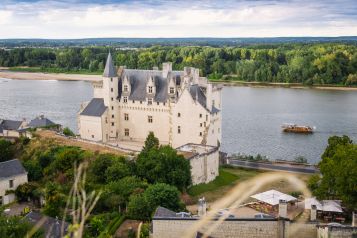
[0,159,27,179]
[80,98,107,117]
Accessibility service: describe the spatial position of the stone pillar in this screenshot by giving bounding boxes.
[352,211,357,227]
[279,200,288,219]
[198,197,207,217]
[310,205,317,221]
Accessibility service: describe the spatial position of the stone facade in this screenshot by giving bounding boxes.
[152,218,289,238]
[317,225,357,238]
[78,53,222,149]
[0,173,28,205]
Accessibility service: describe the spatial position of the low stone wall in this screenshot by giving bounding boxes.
[317,225,357,238]
[288,222,317,238]
[152,218,289,238]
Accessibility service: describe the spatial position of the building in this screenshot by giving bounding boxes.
[0,119,29,138]
[177,143,219,185]
[78,53,222,149]
[0,159,28,205]
[28,115,58,129]
[24,211,69,238]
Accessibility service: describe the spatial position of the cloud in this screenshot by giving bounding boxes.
[0,0,356,38]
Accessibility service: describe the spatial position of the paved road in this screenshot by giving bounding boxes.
[228,159,319,174]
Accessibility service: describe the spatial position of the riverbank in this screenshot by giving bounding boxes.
[0,69,101,81]
[210,79,357,91]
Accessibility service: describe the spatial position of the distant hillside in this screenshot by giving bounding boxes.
[1,37,357,48]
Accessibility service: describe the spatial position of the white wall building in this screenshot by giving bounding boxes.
[78,53,222,149]
[0,159,28,205]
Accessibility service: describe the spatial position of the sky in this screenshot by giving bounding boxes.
[0,0,356,39]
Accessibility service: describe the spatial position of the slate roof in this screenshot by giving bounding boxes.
[0,119,22,130]
[189,84,207,109]
[28,116,56,128]
[0,159,27,179]
[80,98,107,117]
[154,206,177,218]
[211,106,220,114]
[24,211,69,238]
[103,52,117,77]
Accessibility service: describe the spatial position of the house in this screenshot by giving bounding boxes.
[177,143,219,185]
[78,53,222,149]
[24,211,69,238]
[0,119,29,138]
[0,159,28,205]
[28,115,59,129]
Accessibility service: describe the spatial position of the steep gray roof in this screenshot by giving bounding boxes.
[0,119,22,130]
[189,84,207,109]
[122,69,182,102]
[25,211,69,238]
[80,98,107,117]
[211,106,220,114]
[103,52,117,77]
[154,206,177,218]
[0,159,27,179]
[28,116,56,128]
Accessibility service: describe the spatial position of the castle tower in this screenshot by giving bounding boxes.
[102,52,119,140]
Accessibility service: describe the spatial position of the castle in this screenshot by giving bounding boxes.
[78,53,222,149]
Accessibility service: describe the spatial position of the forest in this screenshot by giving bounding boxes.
[0,43,357,85]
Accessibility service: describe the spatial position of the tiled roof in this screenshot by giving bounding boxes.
[80,98,107,117]
[0,159,27,179]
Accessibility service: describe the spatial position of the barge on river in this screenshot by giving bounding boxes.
[282,123,314,134]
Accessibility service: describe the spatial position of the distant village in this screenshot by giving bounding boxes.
[1,55,356,238]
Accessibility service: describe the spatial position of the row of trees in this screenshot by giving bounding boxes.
[1,43,356,85]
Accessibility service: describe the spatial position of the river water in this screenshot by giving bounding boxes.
[1,78,357,164]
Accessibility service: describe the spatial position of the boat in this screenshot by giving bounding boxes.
[282,123,314,134]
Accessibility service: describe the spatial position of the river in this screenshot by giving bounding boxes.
[1,78,357,164]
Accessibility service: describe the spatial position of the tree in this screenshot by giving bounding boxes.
[63,127,75,137]
[136,145,191,191]
[105,161,131,182]
[127,194,152,221]
[0,139,14,162]
[309,135,357,209]
[15,182,38,202]
[144,183,182,212]
[141,132,159,155]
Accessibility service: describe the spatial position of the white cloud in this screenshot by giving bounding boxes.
[0,0,356,38]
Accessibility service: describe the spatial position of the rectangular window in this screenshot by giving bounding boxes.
[148,99,153,105]
[124,85,128,92]
[148,116,153,123]
[111,97,114,101]
[199,114,202,118]
[111,88,113,92]
[125,128,129,136]
[178,126,181,134]
[132,100,135,103]
[178,113,181,117]
[140,101,143,104]
[111,106,114,110]
[170,87,174,94]
[200,132,202,136]
[148,86,153,93]
[124,113,129,121]
[112,114,114,118]
[9,180,13,188]
[200,123,202,127]
[111,122,114,126]
[206,115,208,121]
[123,96,128,103]
[157,102,159,106]
[110,78,113,82]
[212,100,215,107]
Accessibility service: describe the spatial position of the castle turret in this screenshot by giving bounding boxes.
[102,52,119,140]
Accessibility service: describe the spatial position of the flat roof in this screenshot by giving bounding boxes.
[177,143,218,159]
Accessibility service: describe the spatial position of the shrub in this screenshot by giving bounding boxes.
[0,139,15,162]
[63,127,75,137]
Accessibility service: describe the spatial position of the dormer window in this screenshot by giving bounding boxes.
[148,98,153,105]
[124,85,128,92]
[123,96,128,103]
[148,86,153,94]
[169,87,175,94]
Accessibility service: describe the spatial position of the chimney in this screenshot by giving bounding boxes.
[353,211,357,227]
[310,205,317,221]
[162,62,172,78]
[198,197,207,216]
[278,200,288,219]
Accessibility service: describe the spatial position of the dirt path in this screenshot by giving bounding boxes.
[0,70,101,81]
[36,130,128,156]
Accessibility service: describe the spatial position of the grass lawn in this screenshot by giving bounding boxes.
[188,166,312,203]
